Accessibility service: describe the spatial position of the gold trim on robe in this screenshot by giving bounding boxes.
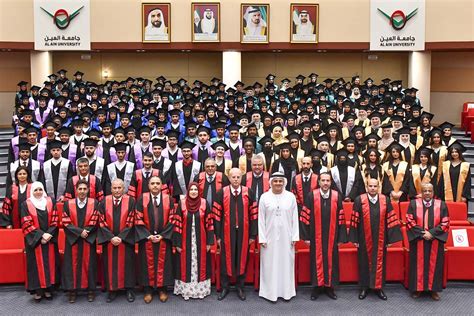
[442,161,469,202]
[412,164,437,195]
[383,161,408,192]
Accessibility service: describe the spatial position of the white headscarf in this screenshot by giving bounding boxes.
[145,8,167,36]
[201,9,215,34]
[269,172,288,190]
[244,6,267,35]
[29,181,48,210]
[294,10,314,35]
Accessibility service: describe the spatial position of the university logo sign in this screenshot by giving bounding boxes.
[40,6,85,30]
[377,8,418,30]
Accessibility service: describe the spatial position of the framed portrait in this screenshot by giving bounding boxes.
[142,3,171,43]
[290,4,319,43]
[192,3,220,42]
[241,4,269,44]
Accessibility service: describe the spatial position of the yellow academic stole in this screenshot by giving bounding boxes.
[443,161,469,202]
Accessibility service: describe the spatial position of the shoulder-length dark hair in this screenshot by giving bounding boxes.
[14,166,32,185]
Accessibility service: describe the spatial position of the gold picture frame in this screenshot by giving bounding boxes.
[241,4,270,44]
[191,3,220,43]
[142,3,171,43]
[290,3,319,44]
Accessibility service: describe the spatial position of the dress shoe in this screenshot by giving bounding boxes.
[237,288,246,301]
[87,291,95,302]
[44,291,53,301]
[310,287,319,300]
[376,290,387,300]
[359,289,369,300]
[431,292,440,301]
[218,288,229,301]
[144,293,153,304]
[325,288,337,300]
[411,291,421,299]
[126,290,135,302]
[68,291,76,304]
[159,291,168,302]
[34,293,42,303]
[106,291,117,303]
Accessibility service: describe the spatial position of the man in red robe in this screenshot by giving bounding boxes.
[291,156,319,205]
[349,178,402,300]
[300,172,347,300]
[406,183,449,301]
[135,176,175,303]
[194,158,229,209]
[241,155,270,203]
[64,157,103,201]
[98,179,136,303]
[61,179,100,303]
[213,168,258,301]
[128,152,168,199]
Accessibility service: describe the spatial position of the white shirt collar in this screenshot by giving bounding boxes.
[231,186,241,195]
[320,189,330,199]
[206,173,215,182]
[368,194,378,204]
[423,199,432,207]
[77,198,87,208]
[151,193,161,205]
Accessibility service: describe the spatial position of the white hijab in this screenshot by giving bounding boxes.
[29,181,48,210]
[145,9,166,35]
[201,9,215,34]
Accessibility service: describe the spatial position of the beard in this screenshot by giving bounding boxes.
[152,21,162,27]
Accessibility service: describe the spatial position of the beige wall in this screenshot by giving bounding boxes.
[431,52,474,93]
[431,92,474,125]
[0,52,31,91]
[52,52,223,84]
[242,52,408,86]
[1,0,473,43]
[0,92,16,126]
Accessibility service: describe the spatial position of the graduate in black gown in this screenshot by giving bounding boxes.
[438,142,471,203]
[271,142,298,191]
[382,142,411,202]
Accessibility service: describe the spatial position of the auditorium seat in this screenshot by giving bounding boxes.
[399,202,410,225]
[386,239,405,282]
[462,108,474,135]
[342,202,353,226]
[56,202,64,228]
[339,243,358,283]
[295,241,311,284]
[461,102,474,130]
[0,229,25,283]
[446,226,474,280]
[446,202,471,226]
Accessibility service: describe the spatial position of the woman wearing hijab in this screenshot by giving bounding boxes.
[20,181,59,302]
[271,142,298,190]
[172,182,213,300]
[1,166,32,228]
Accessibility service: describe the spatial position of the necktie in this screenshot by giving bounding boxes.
[208,176,213,183]
[304,176,308,183]
[22,161,27,167]
[234,189,239,229]
[145,171,150,179]
[153,196,159,234]
[255,178,259,200]
[201,146,206,151]
[206,181,213,204]
[114,199,119,207]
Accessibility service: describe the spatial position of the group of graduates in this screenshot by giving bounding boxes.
[1,70,468,303]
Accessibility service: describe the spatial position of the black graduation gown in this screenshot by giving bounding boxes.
[97,196,136,291]
[21,199,60,292]
[382,163,411,201]
[438,162,472,202]
[61,198,100,291]
[229,146,241,168]
[172,198,214,282]
[349,194,402,289]
[38,160,74,199]
[406,199,449,292]
[135,193,174,289]
[271,158,298,191]
[331,166,365,201]
[300,189,347,287]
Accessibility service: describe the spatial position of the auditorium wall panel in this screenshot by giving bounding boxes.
[52,52,222,84]
[242,52,408,86]
[0,52,31,92]
[1,0,473,43]
[431,52,474,93]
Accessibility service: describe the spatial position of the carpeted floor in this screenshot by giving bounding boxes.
[0,283,472,315]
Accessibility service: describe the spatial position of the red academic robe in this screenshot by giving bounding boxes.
[300,189,347,287]
[172,197,214,282]
[349,194,402,289]
[128,169,169,199]
[1,183,32,228]
[406,199,449,292]
[98,195,136,291]
[61,198,100,290]
[291,173,319,205]
[213,186,258,277]
[135,192,175,288]
[64,175,103,201]
[21,198,60,292]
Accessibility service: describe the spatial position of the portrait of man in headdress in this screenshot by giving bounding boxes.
[142,3,170,42]
[241,4,269,43]
[192,3,220,42]
[291,4,319,43]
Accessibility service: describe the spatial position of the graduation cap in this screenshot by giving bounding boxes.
[209,140,227,151]
[281,78,291,83]
[16,141,32,151]
[257,136,273,147]
[30,85,41,91]
[310,148,325,158]
[234,81,244,87]
[438,121,455,130]
[296,74,306,81]
[113,127,126,136]
[113,142,129,152]
[227,124,240,132]
[83,138,99,147]
[365,132,381,141]
[165,130,180,140]
[381,122,393,129]
[25,126,40,135]
[57,69,68,74]
[266,74,276,80]
[390,115,405,123]
[17,81,28,87]
[364,78,374,84]
[197,126,211,135]
[242,136,256,147]
[416,147,434,160]
[47,140,63,150]
[397,126,410,135]
[342,137,357,146]
[179,140,196,150]
[420,111,434,121]
[368,111,382,120]
[386,141,403,153]
[139,126,151,134]
[73,71,84,77]
[276,142,291,152]
[323,78,333,84]
[381,78,391,84]
[447,141,467,154]
[151,138,167,149]
[351,75,360,82]
[335,148,349,158]
[316,135,330,144]
[308,73,318,78]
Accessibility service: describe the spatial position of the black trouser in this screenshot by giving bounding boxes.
[221,273,246,290]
